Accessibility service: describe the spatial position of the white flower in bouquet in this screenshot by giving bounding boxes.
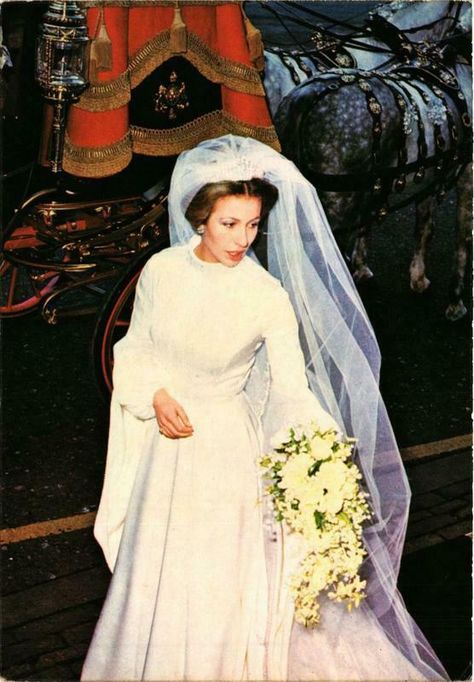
[280,451,314,493]
[309,433,334,460]
[260,416,371,627]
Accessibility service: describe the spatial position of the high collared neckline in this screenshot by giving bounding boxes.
[186,234,247,273]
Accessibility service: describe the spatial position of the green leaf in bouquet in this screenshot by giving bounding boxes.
[308,456,332,477]
[307,461,322,477]
[270,485,284,499]
[337,511,351,525]
[313,510,326,529]
[290,499,300,510]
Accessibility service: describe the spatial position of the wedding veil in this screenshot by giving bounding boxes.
[167,134,448,680]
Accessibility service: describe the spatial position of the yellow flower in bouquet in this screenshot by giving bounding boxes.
[309,433,334,460]
[280,452,315,494]
[260,416,371,627]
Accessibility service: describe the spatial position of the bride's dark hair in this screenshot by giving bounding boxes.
[185,177,278,232]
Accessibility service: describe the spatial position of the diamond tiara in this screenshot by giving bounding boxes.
[196,155,265,184]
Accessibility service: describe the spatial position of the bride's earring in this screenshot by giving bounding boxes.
[196,225,205,235]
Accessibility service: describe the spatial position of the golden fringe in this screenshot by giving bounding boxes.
[242,8,265,72]
[78,71,131,112]
[221,111,280,149]
[129,30,265,96]
[88,6,114,79]
[62,132,133,178]
[75,29,264,112]
[131,110,280,156]
[169,2,187,54]
[62,111,280,177]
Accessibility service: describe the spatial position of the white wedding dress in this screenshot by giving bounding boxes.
[81,236,432,682]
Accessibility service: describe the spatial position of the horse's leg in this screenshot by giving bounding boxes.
[410,194,436,293]
[351,224,374,282]
[445,162,472,321]
[317,190,374,281]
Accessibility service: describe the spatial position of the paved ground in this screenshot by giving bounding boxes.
[404,448,472,554]
[2,443,471,682]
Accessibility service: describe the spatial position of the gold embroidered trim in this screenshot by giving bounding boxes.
[129,30,265,95]
[78,71,131,112]
[62,132,133,177]
[75,28,264,112]
[221,111,280,147]
[62,110,279,176]
[131,110,280,156]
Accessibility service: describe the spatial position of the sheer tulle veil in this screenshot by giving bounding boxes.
[167,134,448,680]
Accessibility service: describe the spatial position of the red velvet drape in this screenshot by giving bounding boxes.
[63,2,278,177]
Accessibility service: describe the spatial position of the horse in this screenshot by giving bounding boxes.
[262,1,471,115]
[258,0,472,320]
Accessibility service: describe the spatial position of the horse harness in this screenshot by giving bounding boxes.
[273,8,471,216]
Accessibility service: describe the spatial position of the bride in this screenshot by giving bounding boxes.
[81,135,448,681]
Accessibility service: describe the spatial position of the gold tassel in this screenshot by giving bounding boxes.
[243,11,264,72]
[88,6,113,81]
[170,2,187,54]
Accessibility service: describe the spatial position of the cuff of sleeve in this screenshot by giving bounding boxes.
[124,385,171,421]
[124,402,156,421]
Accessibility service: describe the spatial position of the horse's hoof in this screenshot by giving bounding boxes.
[445,301,467,321]
[352,266,374,283]
[410,276,431,293]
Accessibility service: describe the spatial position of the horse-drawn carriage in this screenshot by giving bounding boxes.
[1,0,471,398]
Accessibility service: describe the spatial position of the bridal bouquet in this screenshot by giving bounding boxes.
[260,418,372,627]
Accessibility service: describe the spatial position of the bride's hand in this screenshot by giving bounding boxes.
[153,388,194,439]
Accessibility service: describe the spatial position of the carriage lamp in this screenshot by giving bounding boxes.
[35,0,89,173]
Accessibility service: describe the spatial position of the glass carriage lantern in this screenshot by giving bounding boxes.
[35,0,89,173]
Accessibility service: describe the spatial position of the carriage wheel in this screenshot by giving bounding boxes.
[92,234,170,401]
[1,187,63,317]
[0,225,61,317]
[0,258,60,317]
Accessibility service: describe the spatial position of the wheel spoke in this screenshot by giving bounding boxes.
[0,260,11,276]
[1,259,60,316]
[27,270,43,299]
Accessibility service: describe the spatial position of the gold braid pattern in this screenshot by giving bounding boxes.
[132,110,280,156]
[62,112,280,176]
[76,29,265,112]
[63,131,133,177]
[80,72,131,112]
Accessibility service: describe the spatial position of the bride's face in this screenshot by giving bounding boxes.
[196,194,262,267]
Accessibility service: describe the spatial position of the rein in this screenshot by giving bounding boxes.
[259,1,467,59]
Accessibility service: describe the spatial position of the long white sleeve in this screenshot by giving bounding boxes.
[263,285,342,434]
[112,256,172,420]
